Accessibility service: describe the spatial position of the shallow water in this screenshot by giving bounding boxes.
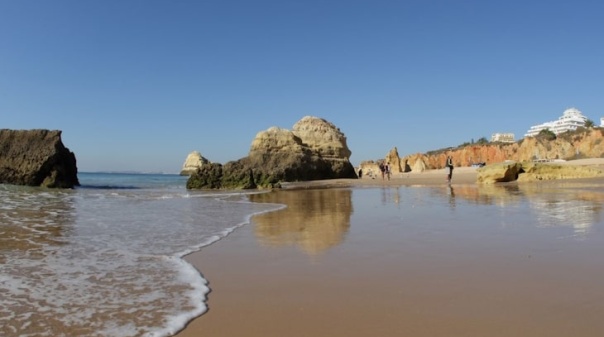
[3,175,604,337]
[0,173,281,337]
[233,181,604,337]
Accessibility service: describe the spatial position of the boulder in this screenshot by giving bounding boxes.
[180,151,210,176]
[0,129,79,188]
[476,162,523,184]
[187,116,357,189]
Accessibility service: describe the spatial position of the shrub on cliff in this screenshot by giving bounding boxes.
[536,129,556,141]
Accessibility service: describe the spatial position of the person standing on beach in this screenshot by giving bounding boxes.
[379,162,385,180]
[385,162,391,180]
[446,155,454,182]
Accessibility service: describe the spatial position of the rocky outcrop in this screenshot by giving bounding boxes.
[358,160,381,178]
[0,129,79,188]
[476,161,604,184]
[400,128,604,170]
[385,147,402,173]
[187,116,357,189]
[517,162,604,182]
[476,162,523,184]
[180,151,210,176]
[291,116,352,159]
[412,158,427,172]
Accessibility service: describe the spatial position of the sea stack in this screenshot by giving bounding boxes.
[187,116,358,189]
[0,129,79,188]
[180,151,210,176]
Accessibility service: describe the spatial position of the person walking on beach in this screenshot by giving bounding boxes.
[385,162,391,180]
[379,162,385,180]
[446,155,454,182]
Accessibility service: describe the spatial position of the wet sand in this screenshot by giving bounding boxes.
[175,162,604,337]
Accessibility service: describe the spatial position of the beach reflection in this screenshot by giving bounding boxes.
[0,186,74,263]
[447,185,455,209]
[381,187,402,206]
[429,182,604,237]
[249,189,353,255]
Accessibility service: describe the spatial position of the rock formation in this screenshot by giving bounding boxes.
[400,128,604,170]
[180,151,210,176]
[358,150,422,176]
[291,116,352,159]
[517,162,604,182]
[476,162,524,184]
[476,161,604,184]
[411,158,427,172]
[385,147,402,173]
[357,160,381,178]
[187,116,357,189]
[0,129,79,188]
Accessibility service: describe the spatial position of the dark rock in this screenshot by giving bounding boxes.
[0,129,79,188]
[186,163,223,189]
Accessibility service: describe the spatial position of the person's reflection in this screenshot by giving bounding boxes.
[380,187,402,206]
[447,185,456,209]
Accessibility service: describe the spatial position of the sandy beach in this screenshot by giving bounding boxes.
[175,160,604,337]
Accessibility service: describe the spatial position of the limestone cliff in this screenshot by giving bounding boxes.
[187,116,357,189]
[291,116,351,159]
[476,161,604,184]
[399,128,604,171]
[0,129,79,188]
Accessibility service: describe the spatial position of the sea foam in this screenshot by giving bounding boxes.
[0,174,282,337]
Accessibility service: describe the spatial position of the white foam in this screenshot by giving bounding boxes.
[0,181,283,337]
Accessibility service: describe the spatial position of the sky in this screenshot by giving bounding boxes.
[2,0,603,173]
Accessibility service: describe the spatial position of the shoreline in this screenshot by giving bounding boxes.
[174,159,604,337]
[280,166,480,190]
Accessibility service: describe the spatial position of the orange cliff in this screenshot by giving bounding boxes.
[361,128,604,173]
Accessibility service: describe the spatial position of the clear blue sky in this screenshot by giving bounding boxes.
[2,1,603,173]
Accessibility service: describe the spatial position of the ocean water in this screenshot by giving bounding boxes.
[0,173,282,337]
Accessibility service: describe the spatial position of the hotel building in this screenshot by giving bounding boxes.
[524,107,588,137]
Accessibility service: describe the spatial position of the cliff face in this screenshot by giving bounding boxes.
[0,129,79,188]
[398,128,604,171]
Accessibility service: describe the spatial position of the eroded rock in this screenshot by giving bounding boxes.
[0,129,79,188]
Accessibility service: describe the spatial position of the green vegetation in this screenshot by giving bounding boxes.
[536,128,556,141]
[476,137,489,144]
[585,119,595,128]
[458,136,489,148]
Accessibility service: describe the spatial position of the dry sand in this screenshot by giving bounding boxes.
[174,160,604,337]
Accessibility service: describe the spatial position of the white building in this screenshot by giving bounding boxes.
[525,107,588,137]
[491,133,515,143]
